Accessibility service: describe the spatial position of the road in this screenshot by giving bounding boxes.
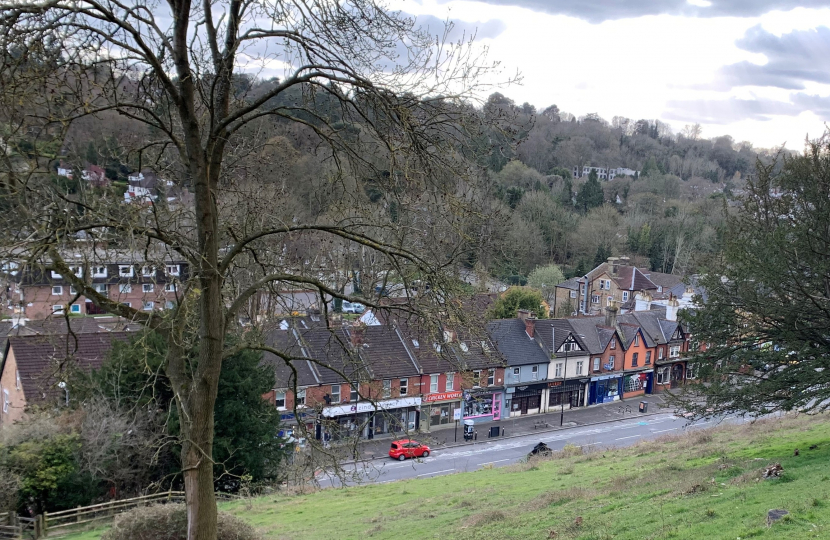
[317,413,738,488]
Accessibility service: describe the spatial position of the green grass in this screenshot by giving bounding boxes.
[64,414,830,539]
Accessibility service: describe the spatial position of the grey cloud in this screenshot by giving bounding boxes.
[413,14,507,40]
[663,97,800,124]
[714,26,830,90]
[438,1,830,23]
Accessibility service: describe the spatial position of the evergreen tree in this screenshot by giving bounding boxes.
[560,177,573,207]
[489,287,548,319]
[576,170,604,213]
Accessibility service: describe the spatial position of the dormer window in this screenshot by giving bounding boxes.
[411,339,419,348]
[459,342,469,353]
[433,343,441,353]
[166,264,180,276]
[51,271,62,279]
[141,265,155,277]
[92,266,107,278]
[119,265,134,277]
[481,341,490,352]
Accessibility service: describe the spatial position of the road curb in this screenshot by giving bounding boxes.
[343,405,675,466]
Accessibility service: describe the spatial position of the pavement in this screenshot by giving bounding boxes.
[352,394,670,462]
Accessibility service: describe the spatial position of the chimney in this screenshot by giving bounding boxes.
[524,316,536,338]
[607,256,619,276]
[350,324,365,347]
[619,256,631,266]
[605,302,618,328]
[517,309,531,321]
[634,290,652,312]
[665,293,680,322]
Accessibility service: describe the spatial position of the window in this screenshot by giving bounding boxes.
[69,286,77,295]
[562,341,579,352]
[610,339,616,350]
[631,352,639,367]
[609,356,615,369]
[657,367,670,385]
[531,365,539,381]
[2,389,8,413]
[92,266,107,278]
[142,301,154,311]
[164,301,175,310]
[591,294,600,304]
[141,265,155,277]
[122,302,131,308]
[622,291,629,302]
[555,363,563,378]
[399,378,408,396]
[487,369,495,386]
[275,391,286,409]
[576,361,583,375]
[446,373,455,392]
[687,363,699,379]
[70,304,81,314]
[570,290,577,298]
[670,345,681,358]
[296,389,306,406]
[166,264,180,276]
[512,367,520,383]
[459,342,469,353]
[350,386,359,402]
[634,334,640,346]
[52,286,62,295]
[598,279,605,289]
[330,385,341,404]
[645,351,652,365]
[658,347,664,359]
[472,370,481,388]
[119,265,134,277]
[142,283,154,293]
[430,374,439,393]
[381,379,392,398]
[51,271,62,279]
[15,370,21,390]
[52,305,64,314]
[593,358,600,372]
[481,341,490,352]
[411,339,419,348]
[119,284,132,294]
[94,284,108,295]
[165,283,177,292]
[580,285,585,294]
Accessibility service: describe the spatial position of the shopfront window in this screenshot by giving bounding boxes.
[657,367,670,384]
[624,374,647,393]
[687,363,698,379]
[464,394,493,417]
[429,402,460,427]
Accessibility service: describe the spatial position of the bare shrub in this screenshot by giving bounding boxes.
[101,504,260,540]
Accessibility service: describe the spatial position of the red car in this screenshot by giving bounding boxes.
[389,439,431,460]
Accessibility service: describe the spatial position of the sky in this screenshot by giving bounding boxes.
[388,0,830,149]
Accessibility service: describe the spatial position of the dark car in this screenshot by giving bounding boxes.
[527,442,552,459]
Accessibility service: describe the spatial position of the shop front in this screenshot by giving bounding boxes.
[547,380,585,409]
[462,389,503,424]
[622,371,653,398]
[506,383,547,417]
[322,397,422,440]
[420,391,463,430]
[588,374,622,405]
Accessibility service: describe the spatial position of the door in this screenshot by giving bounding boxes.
[519,397,528,415]
[492,395,502,420]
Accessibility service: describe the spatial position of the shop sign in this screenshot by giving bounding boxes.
[322,397,422,417]
[548,381,562,387]
[453,408,462,420]
[424,391,463,403]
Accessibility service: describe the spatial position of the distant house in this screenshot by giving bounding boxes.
[56,162,74,179]
[572,166,640,181]
[81,164,109,188]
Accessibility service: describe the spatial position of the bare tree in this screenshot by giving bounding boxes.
[0,1,512,537]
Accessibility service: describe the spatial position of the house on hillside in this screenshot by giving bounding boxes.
[81,164,109,188]
[552,256,684,317]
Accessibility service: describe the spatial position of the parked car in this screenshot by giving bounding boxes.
[389,439,431,461]
[342,301,365,314]
[527,442,551,459]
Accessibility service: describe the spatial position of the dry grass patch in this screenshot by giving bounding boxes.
[527,487,596,510]
[463,510,507,528]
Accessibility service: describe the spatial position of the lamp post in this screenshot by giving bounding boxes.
[560,348,568,426]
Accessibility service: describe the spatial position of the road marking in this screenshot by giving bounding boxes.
[485,459,511,465]
[417,468,455,477]
[615,435,641,441]
[578,442,599,447]
[652,428,678,433]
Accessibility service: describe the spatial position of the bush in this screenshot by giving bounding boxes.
[102,503,260,540]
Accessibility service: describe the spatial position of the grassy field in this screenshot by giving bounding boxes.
[65,414,830,539]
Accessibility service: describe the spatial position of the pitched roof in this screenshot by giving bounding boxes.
[555,277,580,290]
[642,271,684,291]
[5,332,132,404]
[486,319,549,367]
[614,266,658,292]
